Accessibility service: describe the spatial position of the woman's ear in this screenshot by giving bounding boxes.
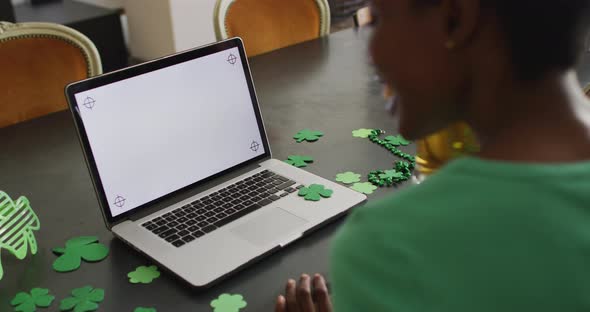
[441,0,480,50]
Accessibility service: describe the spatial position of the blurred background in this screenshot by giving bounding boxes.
[1,0,372,71]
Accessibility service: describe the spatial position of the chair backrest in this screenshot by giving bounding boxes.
[0,22,102,128]
[214,0,330,57]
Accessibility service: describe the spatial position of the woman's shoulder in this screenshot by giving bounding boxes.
[336,160,510,240]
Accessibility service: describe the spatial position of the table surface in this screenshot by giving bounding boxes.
[3,27,590,310]
[0,28,414,311]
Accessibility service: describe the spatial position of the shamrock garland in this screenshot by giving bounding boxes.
[366,130,415,187]
[384,135,411,146]
[379,170,404,180]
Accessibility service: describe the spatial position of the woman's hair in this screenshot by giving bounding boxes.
[419,0,590,80]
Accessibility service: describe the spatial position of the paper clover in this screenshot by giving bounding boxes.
[211,294,247,312]
[384,135,411,146]
[128,265,160,284]
[285,155,314,168]
[11,288,55,312]
[52,236,109,272]
[335,172,362,184]
[298,184,334,201]
[59,286,104,312]
[351,182,378,195]
[352,128,374,138]
[293,129,324,143]
[379,170,404,181]
[0,191,40,280]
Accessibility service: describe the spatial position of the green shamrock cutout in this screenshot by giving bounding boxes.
[298,184,334,201]
[293,129,324,143]
[210,294,247,312]
[379,170,404,180]
[285,155,314,168]
[351,182,378,195]
[134,308,156,312]
[335,172,362,184]
[11,288,55,312]
[0,191,40,280]
[128,265,160,284]
[352,128,374,138]
[59,286,104,312]
[384,135,411,146]
[52,236,109,272]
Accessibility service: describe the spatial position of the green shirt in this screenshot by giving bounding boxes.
[331,157,590,311]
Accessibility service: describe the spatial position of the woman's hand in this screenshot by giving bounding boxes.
[275,273,333,312]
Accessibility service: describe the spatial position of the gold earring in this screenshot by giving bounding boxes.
[445,40,456,50]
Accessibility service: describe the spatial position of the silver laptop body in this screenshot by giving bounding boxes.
[66,38,366,288]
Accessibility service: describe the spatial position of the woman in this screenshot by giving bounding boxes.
[276,0,590,311]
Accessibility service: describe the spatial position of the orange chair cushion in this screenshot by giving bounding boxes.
[0,37,88,128]
[225,0,321,57]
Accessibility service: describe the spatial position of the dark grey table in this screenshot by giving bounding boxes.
[0,27,408,311]
[4,25,590,311]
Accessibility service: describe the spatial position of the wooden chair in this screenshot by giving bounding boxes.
[213,0,331,57]
[0,22,102,128]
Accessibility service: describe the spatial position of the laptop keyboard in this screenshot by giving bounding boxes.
[141,170,303,247]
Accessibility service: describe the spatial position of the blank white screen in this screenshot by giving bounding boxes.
[75,47,266,217]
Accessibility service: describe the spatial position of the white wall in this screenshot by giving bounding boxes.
[124,0,217,60]
[169,0,217,53]
[123,0,175,60]
[76,0,219,57]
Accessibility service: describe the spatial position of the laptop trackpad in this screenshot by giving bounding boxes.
[231,208,308,246]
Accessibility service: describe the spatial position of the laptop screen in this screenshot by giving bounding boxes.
[71,43,267,218]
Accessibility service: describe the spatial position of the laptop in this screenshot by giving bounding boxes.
[65,38,366,288]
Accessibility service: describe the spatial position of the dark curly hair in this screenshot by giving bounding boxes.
[418,0,590,80]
